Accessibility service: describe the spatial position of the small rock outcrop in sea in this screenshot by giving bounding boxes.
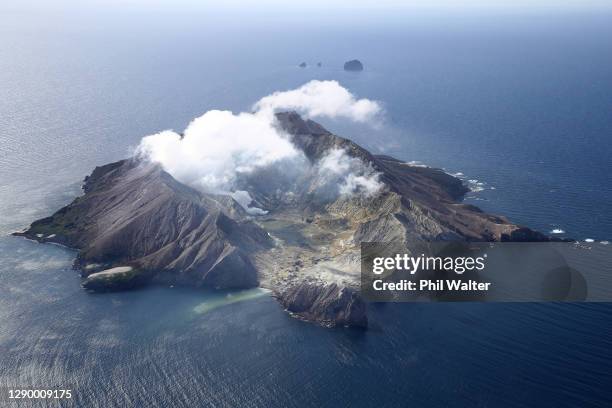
[343,59,363,71]
[82,266,145,292]
[299,62,307,68]
[15,111,548,328]
[317,62,322,67]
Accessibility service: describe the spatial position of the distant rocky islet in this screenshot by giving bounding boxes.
[296,60,363,71]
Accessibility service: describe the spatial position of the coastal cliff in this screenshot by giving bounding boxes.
[15,112,547,328]
[15,159,273,289]
[277,283,367,328]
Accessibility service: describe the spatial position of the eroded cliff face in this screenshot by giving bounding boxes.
[277,283,367,328]
[15,112,547,328]
[15,159,273,289]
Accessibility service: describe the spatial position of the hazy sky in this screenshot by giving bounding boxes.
[4,0,612,13]
[2,0,611,35]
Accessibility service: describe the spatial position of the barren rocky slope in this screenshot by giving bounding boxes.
[15,112,547,328]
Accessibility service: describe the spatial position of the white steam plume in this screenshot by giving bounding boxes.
[137,80,383,213]
[317,148,383,197]
[231,190,268,215]
[254,80,381,123]
[138,110,297,192]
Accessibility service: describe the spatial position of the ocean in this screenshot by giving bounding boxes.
[1,7,611,407]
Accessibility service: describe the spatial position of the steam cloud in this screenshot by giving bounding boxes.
[138,110,297,192]
[317,148,383,197]
[137,80,383,213]
[254,80,381,123]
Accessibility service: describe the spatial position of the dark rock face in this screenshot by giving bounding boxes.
[275,111,547,243]
[277,283,367,328]
[343,59,363,71]
[299,62,307,68]
[276,111,374,163]
[501,227,549,242]
[15,159,272,289]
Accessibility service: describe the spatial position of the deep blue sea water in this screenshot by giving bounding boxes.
[1,7,611,407]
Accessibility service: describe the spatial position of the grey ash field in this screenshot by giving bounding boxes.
[15,112,546,327]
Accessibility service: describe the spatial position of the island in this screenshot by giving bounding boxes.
[344,59,364,71]
[14,112,547,328]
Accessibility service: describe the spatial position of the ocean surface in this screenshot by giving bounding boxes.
[1,8,611,407]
